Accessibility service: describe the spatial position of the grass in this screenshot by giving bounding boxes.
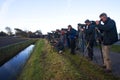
[18,39,86,80]
[111,45,120,53]
[96,45,120,53]
[0,39,37,66]
[63,50,119,80]
[17,39,45,80]
[18,39,120,80]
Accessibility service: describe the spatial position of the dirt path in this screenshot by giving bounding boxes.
[114,41,120,45]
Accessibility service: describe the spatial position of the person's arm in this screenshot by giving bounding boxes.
[97,20,115,31]
[85,26,94,34]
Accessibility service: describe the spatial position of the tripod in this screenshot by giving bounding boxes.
[78,33,98,66]
[95,27,104,65]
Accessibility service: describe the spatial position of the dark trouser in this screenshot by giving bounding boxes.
[70,39,76,54]
[80,37,85,53]
[67,38,70,48]
[87,41,94,60]
[56,42,64,52]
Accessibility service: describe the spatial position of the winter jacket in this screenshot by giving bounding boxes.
[68,28,77,40]
[97,17,118,45]
[84,24,95,42]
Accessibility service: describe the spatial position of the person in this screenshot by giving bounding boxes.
[77,24,85,52]
[76,25,81,50]
[68,25,77,54]
[96,13,118,73]
[84,19,95,60]
[55,38,64,54]
[61,29,67,47]
[66,30,71,48]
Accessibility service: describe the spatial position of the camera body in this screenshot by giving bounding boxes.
[78,23,85,26]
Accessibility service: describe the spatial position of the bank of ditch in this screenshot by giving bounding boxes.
[18,39,87,80]
[0,39,38,66]
[18,39,120,80]
[62,49,119,80]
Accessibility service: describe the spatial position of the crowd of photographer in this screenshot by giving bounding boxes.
[47,13,118,73]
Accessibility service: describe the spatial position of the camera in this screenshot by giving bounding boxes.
[78,23,86,28]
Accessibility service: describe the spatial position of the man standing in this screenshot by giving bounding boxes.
[96,13,118,73]
[68,25,77,54]
[77,24,85,52]
[84,20,95,60]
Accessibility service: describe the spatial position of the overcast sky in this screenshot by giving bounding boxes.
[0,0,120,34]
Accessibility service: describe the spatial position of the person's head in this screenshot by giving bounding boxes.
[99,13,108,22]
[85,19,91,26]
[60,29,64,35]
[68,25,72,31]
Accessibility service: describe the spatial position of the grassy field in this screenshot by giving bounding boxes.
[0,36,28,48]
[0,39,37,66]
[96,44,120,53]
[18,39,120,80]
[111,45,120,53]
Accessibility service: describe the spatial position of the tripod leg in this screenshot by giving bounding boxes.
[99,43,104,65]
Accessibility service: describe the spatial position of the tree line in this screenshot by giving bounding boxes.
[0,27,43,38]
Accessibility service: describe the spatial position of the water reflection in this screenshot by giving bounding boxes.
[0,45,34,80]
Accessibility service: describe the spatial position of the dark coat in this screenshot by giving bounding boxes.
[68,28,77,40]
[84,24,95,42]
[97,17,118,45]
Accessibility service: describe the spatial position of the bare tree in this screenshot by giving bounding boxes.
[5,27,12,36]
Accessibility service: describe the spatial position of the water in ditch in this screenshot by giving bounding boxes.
[0,45,35,80]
